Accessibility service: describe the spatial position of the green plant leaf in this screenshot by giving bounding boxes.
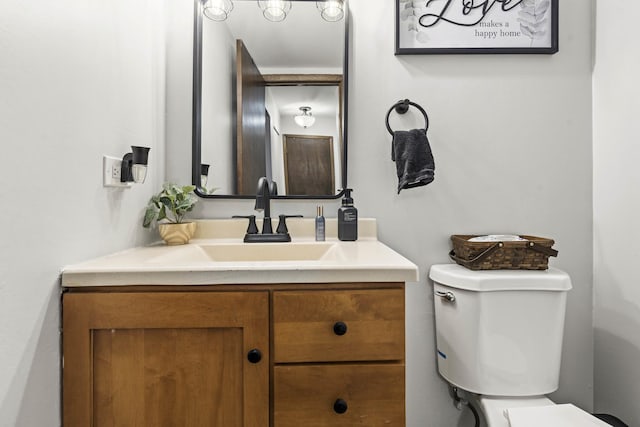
[143,205,157,228]
[159,196,173,209]
[158,205,167,221]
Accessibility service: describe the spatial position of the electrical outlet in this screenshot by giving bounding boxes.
[103,155,131,188]
[111,164,121,179]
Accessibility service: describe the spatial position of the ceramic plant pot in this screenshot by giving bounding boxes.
[158,222,197,245]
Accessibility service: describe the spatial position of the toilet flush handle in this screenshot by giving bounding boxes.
[435,290,456,303]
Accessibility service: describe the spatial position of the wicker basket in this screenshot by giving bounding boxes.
[449,235,558,270]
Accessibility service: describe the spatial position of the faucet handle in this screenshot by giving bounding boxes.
[276,215,303,235]
[232,215,258,235]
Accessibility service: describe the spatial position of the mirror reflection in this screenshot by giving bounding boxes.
[195,0,348,198]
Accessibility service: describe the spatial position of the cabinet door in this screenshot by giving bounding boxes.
[63,291,269,427]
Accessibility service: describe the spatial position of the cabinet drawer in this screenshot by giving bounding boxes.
[274,364,404,426]
[273,288,404,363]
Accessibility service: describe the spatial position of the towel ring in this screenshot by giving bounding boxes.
[385,99,429,136]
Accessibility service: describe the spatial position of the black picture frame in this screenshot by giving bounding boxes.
[395,0,559,55]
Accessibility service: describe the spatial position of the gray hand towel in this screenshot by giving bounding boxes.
[392,128,435,193]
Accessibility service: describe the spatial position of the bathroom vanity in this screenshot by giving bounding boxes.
[61,219,417,426]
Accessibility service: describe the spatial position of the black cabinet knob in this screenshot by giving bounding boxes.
[333,398,348,414]
[333,321,348,336]
[247,348,262,364]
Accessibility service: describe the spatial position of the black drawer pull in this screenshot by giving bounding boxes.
[247,348,262,364]
[333,398,348,414]
[333,321,348,336]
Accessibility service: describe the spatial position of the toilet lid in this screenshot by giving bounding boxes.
[507,404,610,427]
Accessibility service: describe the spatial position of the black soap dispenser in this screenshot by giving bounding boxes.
[338,189,358,241]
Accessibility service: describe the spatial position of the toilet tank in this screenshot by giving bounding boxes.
[429,264,572,397]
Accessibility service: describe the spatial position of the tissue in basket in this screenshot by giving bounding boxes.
[449,234,558,270]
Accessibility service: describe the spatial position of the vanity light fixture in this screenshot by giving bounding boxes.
[200,164,210,188]
[316,0,344,22]
[121,146,151,184]
[294,106,315,128]
[201,0,341,22]
[257,0,291,22]
[203,0,233,21]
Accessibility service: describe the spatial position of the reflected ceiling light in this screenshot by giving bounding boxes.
[316,0,344,22]
[294,106,315,128]
[203,0,233,21]
[258,0,291,22]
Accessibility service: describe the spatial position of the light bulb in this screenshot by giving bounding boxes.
[317,0,344,22]
[203,0,233,21]
[131,164,148,184]
[258,0,291,22]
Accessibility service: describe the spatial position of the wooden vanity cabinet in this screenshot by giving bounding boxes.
[62,284,405,427]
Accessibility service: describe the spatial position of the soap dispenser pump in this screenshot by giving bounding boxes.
[338,189,358,241]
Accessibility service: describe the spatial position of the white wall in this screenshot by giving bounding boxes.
[0,0,165,425]
[167,1,594,425]
[201,17,235,194]
[265,89,284,191]
[593,1,640,425]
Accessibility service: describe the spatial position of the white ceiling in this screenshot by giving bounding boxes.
[224,0,345,72]
[266,85,339,118]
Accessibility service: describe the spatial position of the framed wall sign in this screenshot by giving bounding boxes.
[395,0,558,55]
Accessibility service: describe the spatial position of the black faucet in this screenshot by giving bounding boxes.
[236,177,301,243]
[255,177,275,234]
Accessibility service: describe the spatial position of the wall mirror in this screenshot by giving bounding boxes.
[192,0,349,199]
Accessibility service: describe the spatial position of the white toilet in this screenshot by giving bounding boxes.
[429,264,609,427]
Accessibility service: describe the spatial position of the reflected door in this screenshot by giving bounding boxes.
[236,39,266,195]
[283,134,334,195]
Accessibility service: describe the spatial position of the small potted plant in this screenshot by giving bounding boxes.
[143,183,198,245]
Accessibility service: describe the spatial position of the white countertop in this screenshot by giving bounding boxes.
[61,219,419,287]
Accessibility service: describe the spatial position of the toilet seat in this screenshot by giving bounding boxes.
[479,396,554,427]
[507,404,610,427]
[478,396,609,427]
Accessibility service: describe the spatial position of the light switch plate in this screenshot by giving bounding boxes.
[103,155,131,188]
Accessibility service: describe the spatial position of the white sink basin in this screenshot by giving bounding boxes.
[198,242,336,262]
